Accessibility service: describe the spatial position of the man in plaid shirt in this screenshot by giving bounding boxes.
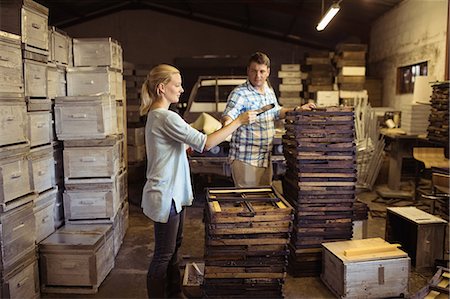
[222,52,315,187]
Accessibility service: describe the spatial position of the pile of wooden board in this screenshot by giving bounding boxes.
[282,107,357,276]
[427,81,449,145]
[203,187,293,298]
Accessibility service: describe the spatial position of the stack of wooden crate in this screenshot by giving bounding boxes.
[203,187,293,298]
[123,62,148,206]
[281,107,357,276]
[427,81,449,145]
[0,0,60,296]
[334,43,368,106]
[40,37,128,294]
[277,64,305,108]
[302,51,338,108]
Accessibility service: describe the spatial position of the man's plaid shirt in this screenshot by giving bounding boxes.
[222,80,281,168]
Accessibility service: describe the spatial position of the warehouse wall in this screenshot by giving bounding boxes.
[63,9,312,95]
[369,0,448,109]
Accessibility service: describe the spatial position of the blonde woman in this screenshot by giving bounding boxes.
[140,64,256,298]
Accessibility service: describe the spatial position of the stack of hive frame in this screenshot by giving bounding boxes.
[427,81,449,145]
[282,107,357,276]
[204,187,293,298]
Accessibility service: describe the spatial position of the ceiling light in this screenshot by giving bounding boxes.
[316,1,341,31]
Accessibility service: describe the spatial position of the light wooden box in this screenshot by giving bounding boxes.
[33,187,57,243]
[39,224,114,294]
[47,64,67,99]
[27,111,52,147]
[0,201,36,273]
[73,38,122,70]
[321,237,410,299]
[63,175,122,222]
[0,147,34,211]
[29,144,56,194]
[66,66,118,98]
[63,140,120,179]
[48,26,69,66]
[0,31,24,97]
[0,101,28,148]
[386,207,447,269]
[112,200,129,256]
[1,254,40,299]
[54,94,117,140]
[24,58,47,98]
[21,0,49,52]
[127,127,145,146]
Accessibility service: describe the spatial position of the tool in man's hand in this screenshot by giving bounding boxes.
[256,103,275,116]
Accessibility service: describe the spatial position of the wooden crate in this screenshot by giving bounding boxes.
[1,254,39,299]
[66,66,118,98]
[29,144,56,194]
[0,146,34,211]
[0,101,28,148]
[63,175,122,222]
[33,187,57,243]
[73,38,122,70]
[386,207,447,269]
[127,126,145,146]
[0,31,23,97]
[39,224,114,294]
[127,144,146,163]
[321,238,410,299]
[54,94,117,140]
[0,202,36,273]
[48,26,69,66]
[63,137,120,179]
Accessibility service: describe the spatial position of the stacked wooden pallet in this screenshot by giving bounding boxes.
[203,187,293,298]
[277,64,305,108]
[427,81,449,145]
[281,107,357,276]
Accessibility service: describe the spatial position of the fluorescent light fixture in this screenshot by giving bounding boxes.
[316,2,340,31]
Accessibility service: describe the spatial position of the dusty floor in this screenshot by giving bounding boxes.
[41,178,447,299]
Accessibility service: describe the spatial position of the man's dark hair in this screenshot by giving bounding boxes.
[248,52,270,68]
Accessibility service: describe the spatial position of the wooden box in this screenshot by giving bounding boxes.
[21,0,49,52]
[54,94,117,140]
[73,38,122,70]
[53,189,64,229]
[0,201,36,273]
[47,64,67,99]
[321,238,410,299]
[0,31,24,97]
[386,207,447,269]
[127,144,146,163]
[29,144,56,194]
[0,101,28,148]
[24,58,47,98]
[0,147,34,211]
[127,126,145,146]
[48,27,69,65]
[63,175,122,222]
[33,187,57,243]
[39,224,114,294]
[27,111,52,147]
[183,262,204,298]
[66,66,118,98]
[63,139,120,178]
[1,254,40,299]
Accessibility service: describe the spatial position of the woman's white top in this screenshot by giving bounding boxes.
[141,108,206,223]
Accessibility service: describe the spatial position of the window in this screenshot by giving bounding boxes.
[397,62,428,94]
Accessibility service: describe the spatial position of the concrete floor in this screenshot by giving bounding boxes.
[42,179,447,299]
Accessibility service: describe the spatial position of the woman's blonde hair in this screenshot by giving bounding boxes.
[140,64,180,116]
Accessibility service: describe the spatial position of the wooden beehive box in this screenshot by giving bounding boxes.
[39,224,114,294]
[321,237,410,299]
[0,101,28,148]
[386,207,447,269]
[72,38,122,70]
[0,254,39,299]
[63,137,120,179]
[66,66,118,99]
[63,175,122,223]
[0,201,36,274]
[33,187,57,243]
[0,31,24,97]
[29,144,56,194]
[54,94,117,140]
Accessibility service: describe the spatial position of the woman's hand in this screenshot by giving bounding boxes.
[237,110,257,125]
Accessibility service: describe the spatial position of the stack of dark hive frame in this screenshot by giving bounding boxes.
[427,81,449,146]
[204,187,293,298]
[281,107,356,276]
